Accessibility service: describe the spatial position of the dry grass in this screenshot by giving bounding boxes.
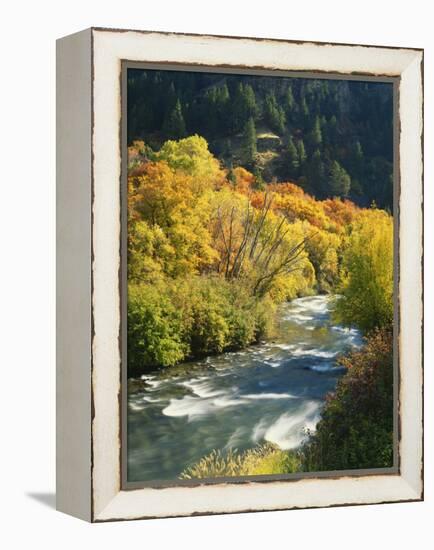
[179,443,301,479]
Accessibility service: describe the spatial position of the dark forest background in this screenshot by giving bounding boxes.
[127,69,394,210]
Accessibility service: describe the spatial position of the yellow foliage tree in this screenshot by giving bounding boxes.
[157,135,226,194]
[128,160,217,277]
[334,209,393,332]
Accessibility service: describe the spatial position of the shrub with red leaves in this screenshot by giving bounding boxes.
[302,327,394,471]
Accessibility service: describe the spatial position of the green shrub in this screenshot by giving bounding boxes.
[301,326,393,471]
[127,276,276,375]
[252,295,277,341]
[190,304,230,355]
[179,276,276,357]
[127,283,187,374]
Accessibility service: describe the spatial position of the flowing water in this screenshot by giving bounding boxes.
[127,295,362,482]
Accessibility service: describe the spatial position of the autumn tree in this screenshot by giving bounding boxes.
[334,209,393,332]
[128,159,217,277]
[302,327,393,471]
[158,135,226,193]
[128,70,394,210]
[231,166,255,194]
[212,192,314,298]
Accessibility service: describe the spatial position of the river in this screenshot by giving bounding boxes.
[127,295,362,482]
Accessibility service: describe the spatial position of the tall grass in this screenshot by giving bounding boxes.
[179,443,301,479]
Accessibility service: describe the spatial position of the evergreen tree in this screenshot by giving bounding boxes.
[163,99,186,139]
[328,160,351,197]
[306,149,325,196]
[264,93,286,134]
[285,86,295,112]
[286,137,299,174]
[253,165,265,190]
[309,116,323,149]
[276,106,286,133]
[216,84,231,132]
[227,167,236,186]
[128,69,394,209]
[219,83,230,102]
[232,83,258,132]
[166,81,177,108]
[222,138,232,160]
[243,84,258,119]
[347,141,364,196]
[242,117,257,166]
[297,139,307,166]
[300,96,310,123]
[350,140,364,172]
[364,157,393,208]
[327,115,338,144]
[204,88,219,136]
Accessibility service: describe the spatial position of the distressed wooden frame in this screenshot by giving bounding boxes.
[56,27,424,523]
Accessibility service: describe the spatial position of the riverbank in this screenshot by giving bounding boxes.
[180,325,393,478]
[127,295,362,482]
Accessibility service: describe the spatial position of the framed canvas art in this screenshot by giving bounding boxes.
[56,28,423,522]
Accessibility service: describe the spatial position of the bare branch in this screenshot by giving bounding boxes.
[248,193,273,260]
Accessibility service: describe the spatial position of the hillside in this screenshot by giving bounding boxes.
[127,69,394,209]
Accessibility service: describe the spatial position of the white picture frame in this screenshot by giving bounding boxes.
[56,27,423,522]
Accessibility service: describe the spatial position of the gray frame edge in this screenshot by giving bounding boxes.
[56,28,93,522]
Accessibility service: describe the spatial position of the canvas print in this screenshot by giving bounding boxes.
[126,68,395,484]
